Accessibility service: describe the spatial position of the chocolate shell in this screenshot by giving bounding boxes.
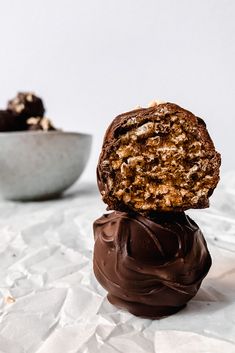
[93,211,212,319]
[97,103,221,214]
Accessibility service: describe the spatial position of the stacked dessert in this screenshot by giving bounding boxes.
[0,92,56,132]
[93,102,221,319]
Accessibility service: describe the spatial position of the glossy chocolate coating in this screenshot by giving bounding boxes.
[93,211,211,319]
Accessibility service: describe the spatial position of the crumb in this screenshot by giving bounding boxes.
[4,296,16,304]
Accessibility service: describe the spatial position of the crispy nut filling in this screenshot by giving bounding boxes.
[102,114,220,211]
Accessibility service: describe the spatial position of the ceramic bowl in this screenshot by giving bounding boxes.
[0,131,92,200]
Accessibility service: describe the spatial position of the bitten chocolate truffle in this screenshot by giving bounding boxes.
[97,102,221,214]
[0,110,26,132]
[26,117,56,131]
[7,92,45,119]
[93,211,212,319]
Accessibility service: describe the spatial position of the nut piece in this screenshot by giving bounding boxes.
[4,296,15,304]
[148,100,166,108]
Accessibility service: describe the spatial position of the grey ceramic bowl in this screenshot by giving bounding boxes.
[0,131,92,201]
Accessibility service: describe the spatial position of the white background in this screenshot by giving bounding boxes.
[0,0,234,182]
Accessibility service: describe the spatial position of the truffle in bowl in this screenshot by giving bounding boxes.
[0,131,92,200]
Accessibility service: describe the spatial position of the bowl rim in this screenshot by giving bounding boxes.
[0,130,92,138]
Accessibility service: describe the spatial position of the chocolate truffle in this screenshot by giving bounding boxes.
[7,92,45,119]
[26,117,56,131]
[0,110,26,132]
[97,103,221,214]
[93,211,212,319]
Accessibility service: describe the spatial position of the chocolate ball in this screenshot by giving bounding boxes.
[7,92,45,119]
[93,211,211,319]
[0,110,26,132]
[97,103,221,214]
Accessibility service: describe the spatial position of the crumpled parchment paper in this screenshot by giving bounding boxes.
[0,173,235,353]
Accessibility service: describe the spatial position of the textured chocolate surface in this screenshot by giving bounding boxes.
[7,92,45,119]
[97,103,221,214]
[93,211,212,319]
[0,110,26,132]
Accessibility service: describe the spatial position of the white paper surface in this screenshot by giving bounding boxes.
[0,174,235,353]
